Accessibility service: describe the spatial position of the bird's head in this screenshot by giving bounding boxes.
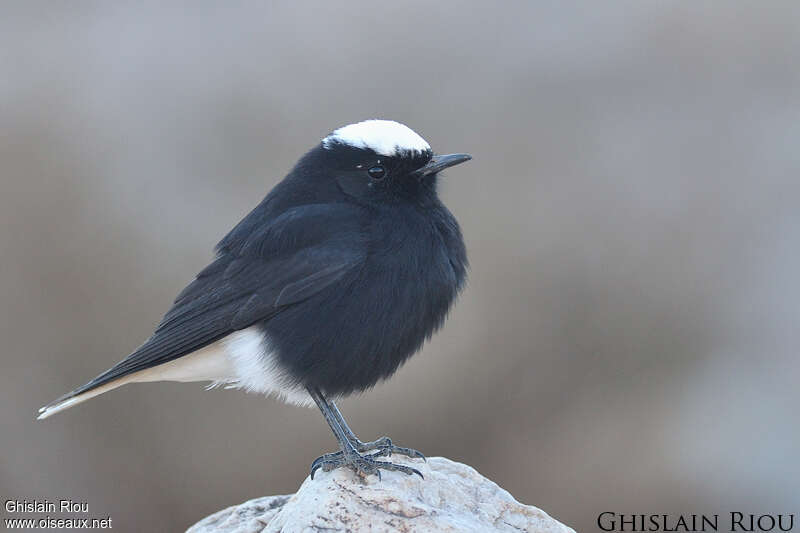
[296,120,471,206]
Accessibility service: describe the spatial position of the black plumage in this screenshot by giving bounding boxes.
[40,120,471,479]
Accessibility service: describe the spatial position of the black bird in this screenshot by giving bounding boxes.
[38,119,471,479]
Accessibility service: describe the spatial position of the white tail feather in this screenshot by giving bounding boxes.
[37,376,134,419]
[37,343,235,420]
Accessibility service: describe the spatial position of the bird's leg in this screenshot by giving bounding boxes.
[307,386,423,480]
[328,400,425,460]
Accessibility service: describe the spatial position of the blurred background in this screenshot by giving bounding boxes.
[2,2,799,531]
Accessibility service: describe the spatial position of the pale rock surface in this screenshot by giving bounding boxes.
[187,456,574,533]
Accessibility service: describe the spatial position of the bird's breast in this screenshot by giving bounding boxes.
[262,204,466,397]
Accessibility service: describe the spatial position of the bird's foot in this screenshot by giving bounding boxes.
[354,436,426,461]
[310,447,423,480]
[310,436,425,475]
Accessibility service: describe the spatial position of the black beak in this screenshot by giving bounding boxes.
[413,153,472,178]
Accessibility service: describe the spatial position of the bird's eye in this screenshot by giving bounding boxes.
[367,165,386,180]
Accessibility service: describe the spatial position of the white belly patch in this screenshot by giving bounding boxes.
[220,327,313,406]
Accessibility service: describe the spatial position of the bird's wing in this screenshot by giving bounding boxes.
[59,203,368,400]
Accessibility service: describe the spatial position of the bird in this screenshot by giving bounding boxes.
[38,119,471,479]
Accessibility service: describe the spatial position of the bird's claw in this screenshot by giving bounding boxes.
[309,436,425,480]
[310,449,423,480]
[355,436,426,461]
[309,437,425,480]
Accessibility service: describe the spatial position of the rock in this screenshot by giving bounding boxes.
[187,456,574,533]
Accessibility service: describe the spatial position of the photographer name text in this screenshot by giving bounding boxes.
[598,513,794,532]
[4,499,112,529]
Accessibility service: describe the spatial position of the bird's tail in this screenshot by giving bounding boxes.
[37,375,136,420]
[37,343,235,419]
